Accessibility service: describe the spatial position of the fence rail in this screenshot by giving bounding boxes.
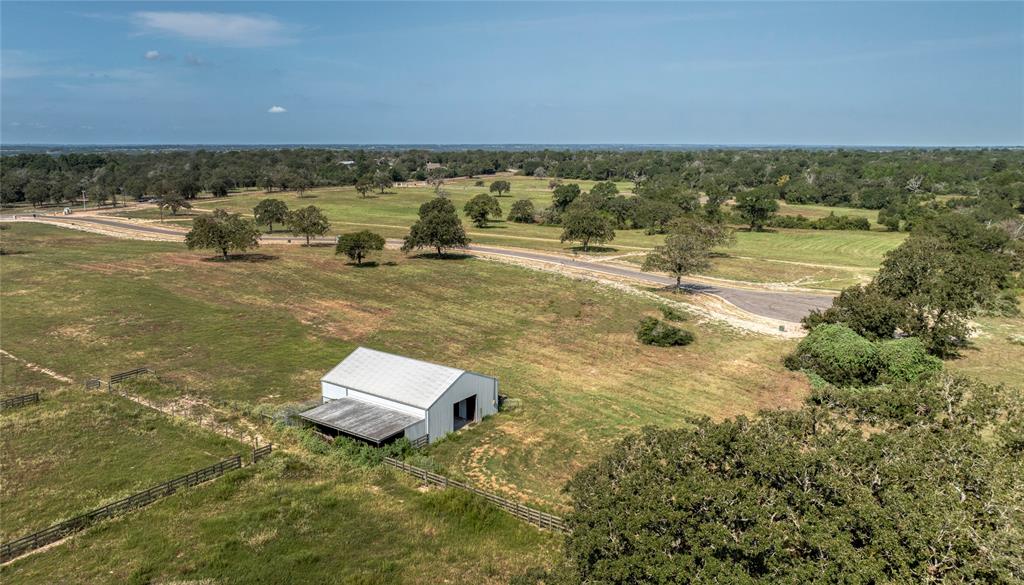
[108,367,151,386]
[382,457,567,532]
[410,435,430,449]
[0,393,40,410]
[0,455,241,563]
[84,378,102,390]
[253,444,273,463]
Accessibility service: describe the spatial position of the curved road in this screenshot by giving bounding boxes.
[33,215,836,323]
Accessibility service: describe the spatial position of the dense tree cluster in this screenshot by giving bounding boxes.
[552,372,1023,584]
[4,149,1021,224]
[805,213,1021,356]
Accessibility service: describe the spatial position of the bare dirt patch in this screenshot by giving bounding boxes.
[289,298,394,341]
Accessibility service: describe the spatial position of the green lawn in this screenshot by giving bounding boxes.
[0,388,242,540]
[774,201,881,225]
[190,176,905,289]
[1,223,808,511]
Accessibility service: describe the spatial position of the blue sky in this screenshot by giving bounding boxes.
[1,1,1021,145]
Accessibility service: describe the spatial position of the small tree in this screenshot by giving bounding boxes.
[253,198,289,233]
[208,174,233,198]
[293,174,313,198]
[355,177,373,198]
[560,206,615,251]
[402,197,470,256]
[336,230,385,265]
[159,193,192,219]
[287,205,330,245]
[552,183,582,213]
[427,174,446,194]
[590,181,619,198]
[373,170,393,194]
[735,188,779,231]
[185,209,261,260]
[489,180,511,197]
[642,216,735,290]
[463,193,502,227]
[507,199,536,223]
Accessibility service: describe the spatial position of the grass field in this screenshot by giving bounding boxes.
[171,176,905,290]
[1,449,557,584]
[0,219,1016,581]
[947,310,1024,388]
[0,388,242,540]
[1,223,809,511]
[773,201,881,225]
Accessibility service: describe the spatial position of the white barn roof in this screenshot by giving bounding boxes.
[321,347,466,409]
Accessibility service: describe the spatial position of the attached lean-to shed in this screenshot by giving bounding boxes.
[298,347,498,445]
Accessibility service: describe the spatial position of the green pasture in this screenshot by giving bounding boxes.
[187,175,905,289]
[0,388,242,541]
[1,223,808,509]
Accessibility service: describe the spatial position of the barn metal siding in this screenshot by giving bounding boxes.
[425,372,499,443]
[403,419,428,442]
[322,381,348,401]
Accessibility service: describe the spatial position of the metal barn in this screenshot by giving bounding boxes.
[297,347,498,446]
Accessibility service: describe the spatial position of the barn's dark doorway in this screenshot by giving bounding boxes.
[453,395,476,431]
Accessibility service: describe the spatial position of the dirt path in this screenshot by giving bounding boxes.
[0,349,75,384]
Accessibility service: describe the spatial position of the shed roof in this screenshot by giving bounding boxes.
[321,347,466,409]
[298,397,423,443]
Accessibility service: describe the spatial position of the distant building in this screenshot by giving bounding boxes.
[425,162,445,171]
[298,347,498,446]
[340,160,356,165]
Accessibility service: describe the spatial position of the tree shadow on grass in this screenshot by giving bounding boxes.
[202,253,279,263]
[349,261,380,268]
[736,227,778,234]
[407,252,474,261]
[568,245,618,253]
[302,242,335,248]
[475,222,508,229]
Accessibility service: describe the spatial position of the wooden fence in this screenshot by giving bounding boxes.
[0,455,242,563]
[410,435,430,449]
[382,457,567,532]
[108,367,151,386]
[0,393,40,410]
[84,378,102,390]
[253,444,273,463]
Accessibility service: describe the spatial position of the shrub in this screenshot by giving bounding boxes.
[785,324,879,386]
[876,338,943,384]
[768,214,813,229]
[507,199,536,223]
[812,213,872,231]
[636,316,695,347]
[659,305,688,322]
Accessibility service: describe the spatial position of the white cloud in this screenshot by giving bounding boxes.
[267,105,287,114]
[133,11,294,48]
[144,50,162,60]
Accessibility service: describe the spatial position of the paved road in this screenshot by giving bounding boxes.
[35,215,836,323]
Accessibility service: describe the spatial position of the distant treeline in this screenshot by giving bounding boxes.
[2,148,1022,221]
